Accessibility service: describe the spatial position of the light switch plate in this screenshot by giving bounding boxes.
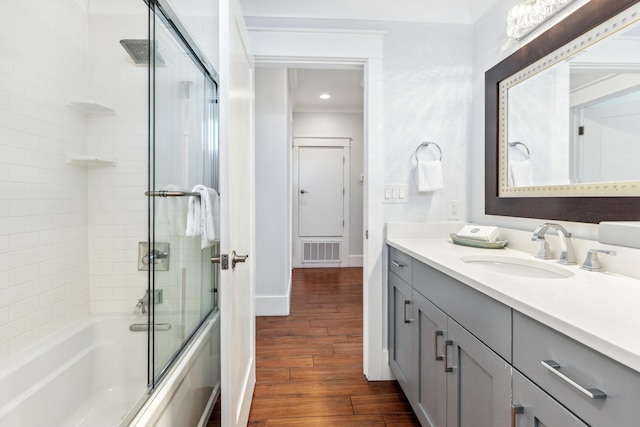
[383,185,408,204]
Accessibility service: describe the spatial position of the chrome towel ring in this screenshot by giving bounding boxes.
[413,141,443,162]
[508,141,530,160]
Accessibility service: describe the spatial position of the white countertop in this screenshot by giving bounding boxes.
[386,227,640,374]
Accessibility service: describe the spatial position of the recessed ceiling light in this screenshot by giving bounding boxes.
[319,93,331,100]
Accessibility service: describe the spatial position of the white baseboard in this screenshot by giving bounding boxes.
[255,274,292,316]
[255,294,291,316]
[349,255,363,267]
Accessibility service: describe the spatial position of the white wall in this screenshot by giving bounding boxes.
[254,67,292,315]
[381,22,472,225]
[0,0,92,361]
[293,112,364,261]
[470,0,600,239]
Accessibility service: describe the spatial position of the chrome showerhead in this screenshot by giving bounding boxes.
[119,39,165,65]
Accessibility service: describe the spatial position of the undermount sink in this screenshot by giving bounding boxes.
[460,255,575,279]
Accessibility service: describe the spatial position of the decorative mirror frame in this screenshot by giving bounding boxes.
[485,0,640,223]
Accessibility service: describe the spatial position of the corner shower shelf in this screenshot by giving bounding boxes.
[67,154,117,167]
[68,101,115,115]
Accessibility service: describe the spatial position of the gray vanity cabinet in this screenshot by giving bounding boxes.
[388,270,415,393]
[388,246,511,427]
[413,290,447,427]
[512,369,588,427]
[445,319,511,427]
[513,311,640,426]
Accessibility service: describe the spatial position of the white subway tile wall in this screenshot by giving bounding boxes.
[0,0,91,361]
[0,2,149,362]
[86,13,148,314]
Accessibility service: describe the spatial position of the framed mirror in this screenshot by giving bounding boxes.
[485,0,640,223]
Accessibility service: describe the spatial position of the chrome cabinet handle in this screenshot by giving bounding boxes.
[391,260,407,268]
[511,405,524,427]
[403,300,411,324]
[541,360,607,399]
[443,340,453,372]
[434,330,444,361]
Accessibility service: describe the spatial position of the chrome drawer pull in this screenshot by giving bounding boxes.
[511,405,523,427]
[392,260,407,268]
[434,330,444,361]
[403,300,411,324]
[541,360,607,399]
[443,340,454,373]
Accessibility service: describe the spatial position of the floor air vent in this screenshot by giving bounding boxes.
[302,241,341,263]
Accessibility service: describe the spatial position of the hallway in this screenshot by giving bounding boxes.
[249,267,419,426]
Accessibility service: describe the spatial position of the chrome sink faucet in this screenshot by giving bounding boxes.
[531,223,576,265]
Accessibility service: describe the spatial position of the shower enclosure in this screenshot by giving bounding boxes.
[0,0,220,425]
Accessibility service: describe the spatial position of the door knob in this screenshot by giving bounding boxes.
[300,189,309,194]
[231,250,248,270]
[211,254,229,270]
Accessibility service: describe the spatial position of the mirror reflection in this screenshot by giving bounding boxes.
[504,14,640,193]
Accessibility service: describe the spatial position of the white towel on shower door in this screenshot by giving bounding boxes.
[186,185,220,249]
[415,159,444,192]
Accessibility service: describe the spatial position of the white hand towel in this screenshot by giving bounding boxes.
[509,159,532,187]
[186,185,220,249]
[415,160,444,192]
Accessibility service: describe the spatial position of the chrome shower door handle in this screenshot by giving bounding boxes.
[231,251,248,271]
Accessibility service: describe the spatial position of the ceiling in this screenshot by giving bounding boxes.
[290,69,364,113]
[240,0,501,25]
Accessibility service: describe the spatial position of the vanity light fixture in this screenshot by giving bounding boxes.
[507,0,576,39]
[319,93,331,99]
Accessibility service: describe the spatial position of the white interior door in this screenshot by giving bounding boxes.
[298,146,345,237]
[219,0,255,425]
[293,137,350,267]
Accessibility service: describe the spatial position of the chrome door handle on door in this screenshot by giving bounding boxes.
[300,189,309,194]
[211,254,229,270]
[231,251,248,271]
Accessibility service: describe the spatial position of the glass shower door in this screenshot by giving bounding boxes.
[149,7,219,386]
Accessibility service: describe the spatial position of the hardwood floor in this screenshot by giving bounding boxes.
[207,267,420,426]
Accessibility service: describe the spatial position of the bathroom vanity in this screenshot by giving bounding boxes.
[387,224,640,427]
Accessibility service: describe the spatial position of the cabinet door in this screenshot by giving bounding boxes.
[446,319,511,427]
[389,272,414,394]
[512,369,588,427]
[414,291,447,427]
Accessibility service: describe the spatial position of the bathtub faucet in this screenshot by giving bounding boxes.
[134,290,150,315]
[134,289,163,315]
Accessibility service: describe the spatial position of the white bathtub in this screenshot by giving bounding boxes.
[0,313,220,427]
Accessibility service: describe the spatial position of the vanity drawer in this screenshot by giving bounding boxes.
[413,261,511,362]
[513,311,640,427]
[389,246,413,284]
